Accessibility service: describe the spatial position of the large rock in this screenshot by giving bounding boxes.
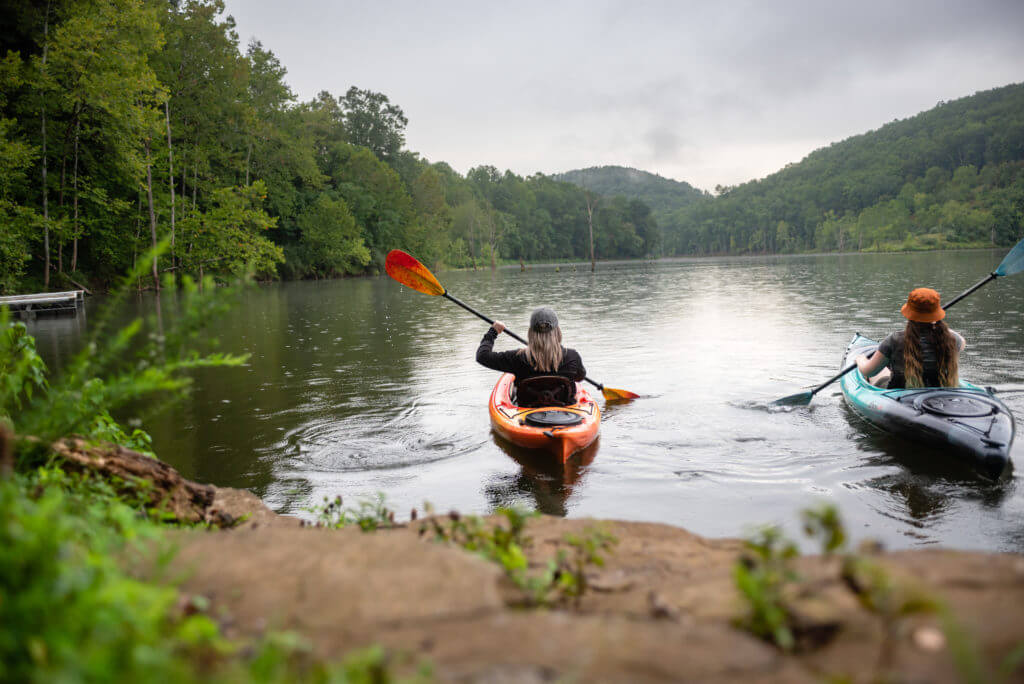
[160,513,1024,682]
[71,448,1016,683]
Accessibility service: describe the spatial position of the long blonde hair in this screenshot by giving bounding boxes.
[521,326,564,372]
[903,320,959,388]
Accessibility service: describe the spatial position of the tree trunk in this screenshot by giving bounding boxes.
[145,138,159,290]
[71,111,80,272]
[469,215,477,270]
[41,0,51,289]
[585,193,597,272]
[165,100,175,274]
[133,190,142,291]
[58,123,68,274]
[245,141,252,186]
[192,153,198,210]
[487,214,497,270]
[41,107,50,288]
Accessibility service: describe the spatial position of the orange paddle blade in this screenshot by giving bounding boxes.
[602,386,640,401]
[385,250,445,296]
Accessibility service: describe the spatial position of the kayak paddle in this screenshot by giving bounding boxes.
[384,249,639,401]
[773,237,1024,407]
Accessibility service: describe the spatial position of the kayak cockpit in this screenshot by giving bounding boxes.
[840,333,1015,479]
[513,375,575,408]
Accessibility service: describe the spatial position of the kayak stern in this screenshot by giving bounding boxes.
[488,373,601,463]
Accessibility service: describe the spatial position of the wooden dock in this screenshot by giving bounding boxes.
[0,290,85,316]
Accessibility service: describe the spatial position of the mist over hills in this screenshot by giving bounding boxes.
[552,166,708,225]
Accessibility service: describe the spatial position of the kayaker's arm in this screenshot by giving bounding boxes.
[476,328,521,373]
[856,351,888,378]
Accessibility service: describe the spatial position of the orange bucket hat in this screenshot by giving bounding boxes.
[901,287,945,323]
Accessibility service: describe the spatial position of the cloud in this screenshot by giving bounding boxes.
[222,0,1024,189]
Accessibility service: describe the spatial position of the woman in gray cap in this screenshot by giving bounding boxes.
[476,307,586,394]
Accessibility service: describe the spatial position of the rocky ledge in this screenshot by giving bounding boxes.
[69,441,1024,682]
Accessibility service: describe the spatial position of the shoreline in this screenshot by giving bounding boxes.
[9,245,1009,297]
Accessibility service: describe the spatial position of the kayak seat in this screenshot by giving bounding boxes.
[515,375,575,408]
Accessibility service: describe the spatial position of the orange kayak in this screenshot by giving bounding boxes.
[488,373,601,462]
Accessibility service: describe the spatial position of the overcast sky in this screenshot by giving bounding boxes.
[221,1,1024,191]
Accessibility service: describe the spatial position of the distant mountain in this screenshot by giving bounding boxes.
[665,82,1024,255]
[552,166,708,224]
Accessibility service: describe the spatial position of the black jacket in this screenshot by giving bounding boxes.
[476,328,586,385]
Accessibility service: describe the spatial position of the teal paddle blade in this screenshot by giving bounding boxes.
[771,390,813,407]
[995,238,1024,277]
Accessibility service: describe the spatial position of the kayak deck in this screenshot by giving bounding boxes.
[488,373,600,462]
[840,333,1015,479]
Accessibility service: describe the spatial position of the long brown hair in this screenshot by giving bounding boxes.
[520,326,564,372]
[903,320,959,388]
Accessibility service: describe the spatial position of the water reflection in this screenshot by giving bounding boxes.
[484,437,598,517]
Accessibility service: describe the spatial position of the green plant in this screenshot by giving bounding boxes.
[841,552,943,675]
[732,526,800,650]
[0,465,432,683]
[422,507,534,578]
[305,493,397,532]
[244,638,432,683]
[801,503,847,555]
[548,528,618,608]
[0,467,222,682]
[1,247,249,470]
[422,507,616,608]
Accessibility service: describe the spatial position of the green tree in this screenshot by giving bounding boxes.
[341,86,408,164]
[174,180,283,279]
[292,193,369,276]
[43,0,162,275]
[0,117,39,293]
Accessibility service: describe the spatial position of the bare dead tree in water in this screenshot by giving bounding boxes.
[584,191,599,272]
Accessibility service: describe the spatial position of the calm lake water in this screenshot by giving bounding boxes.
[28,250,1024,552]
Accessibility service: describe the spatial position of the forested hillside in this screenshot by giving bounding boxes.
[0,0,659,294]
[663,83,1024,255]
[1,2,1021,295]
[553,166,707,224]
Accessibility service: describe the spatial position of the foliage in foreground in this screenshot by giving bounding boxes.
[422,505,617,607]
[734,503,1023,683]
[305,492,397,532]
[0,250,247,458]
[0,262,431,681]
[306,494,618,608]
[0,465,431,683]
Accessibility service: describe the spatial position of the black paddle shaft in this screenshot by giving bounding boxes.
[442,291,605,391]
[807,272,1000,398]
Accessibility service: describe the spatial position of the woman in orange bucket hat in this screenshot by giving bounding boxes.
[856,288,966,389]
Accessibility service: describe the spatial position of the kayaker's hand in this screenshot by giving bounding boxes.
[491,321,506,335]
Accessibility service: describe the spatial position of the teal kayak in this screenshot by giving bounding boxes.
[840,333,1015,479]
